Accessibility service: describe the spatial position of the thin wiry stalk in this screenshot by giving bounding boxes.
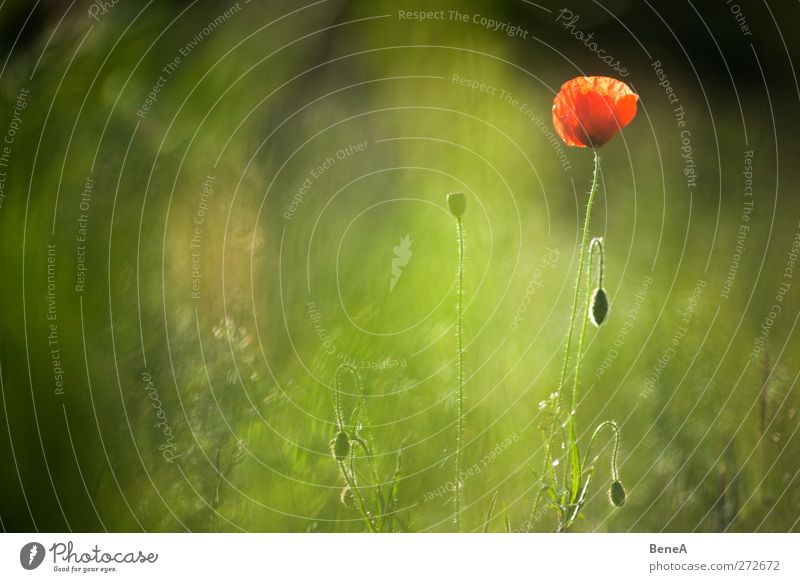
[352,434,385,528]
[561,149,601,418]
[334,364,360,430]
[385,440,407,532]
[570,237,604,428]
[337,460,376,533]
[484,491,500,533]
[331,363,377,532]
[211,445,222,533]
[454,217,465,532]
[527,429,550,532]
[536,148,601,530]
[583,420,621,480]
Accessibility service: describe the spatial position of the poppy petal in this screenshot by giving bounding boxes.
[552,76,638,148]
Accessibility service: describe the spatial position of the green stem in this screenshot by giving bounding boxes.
[454,218,465,532]
[561,148,601,415]
[338,460,377,533]
[333,364,359,430]
[571,237,603,417]
[352,434,385,528]
[527,430,550,532]
[353,435,380,488]
[583,420,621,481]
[536,148,601,528]
[594,238,605,289]
[332,364,376,532]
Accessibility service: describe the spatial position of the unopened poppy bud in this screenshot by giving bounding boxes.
[590,287,609,327]
[447,192,466,218]
[609,480,626,507]
[332,430,350,461]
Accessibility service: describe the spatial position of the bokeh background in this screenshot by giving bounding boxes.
[1,0,800,532]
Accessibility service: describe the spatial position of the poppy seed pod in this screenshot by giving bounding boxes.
[609,480,626,507]
[590,287,609,327]
[447,192,466,218]
[332,430,350,461]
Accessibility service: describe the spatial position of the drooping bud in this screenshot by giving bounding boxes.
[590,287,609,327]
[609,480,626,507]
[447,192,466,218]
[332,430,350,461]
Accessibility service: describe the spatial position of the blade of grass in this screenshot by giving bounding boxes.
[484,491,500,533]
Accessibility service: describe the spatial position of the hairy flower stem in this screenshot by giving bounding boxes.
[583,420,621,480]
[527,429,550,532]
[333,364,360,430]
[337,460,376,533]
[454,217,465,532]
[571,237,604,418]
[532,148,601,531]
[561,148,601,420]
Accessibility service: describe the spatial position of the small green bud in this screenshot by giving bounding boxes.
[609,480,626,507]
[332,430,350,461]
[447,192,466,218]
[590,287,609,327]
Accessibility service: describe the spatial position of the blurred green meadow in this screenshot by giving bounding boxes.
[1,0,800,532]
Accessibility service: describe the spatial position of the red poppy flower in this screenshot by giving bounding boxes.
[552,76,638,148]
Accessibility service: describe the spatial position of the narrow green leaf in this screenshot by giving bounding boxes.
[569,421,582,505]
[484,491,500,533]
[502,503,511,533]
[385,440,406,532]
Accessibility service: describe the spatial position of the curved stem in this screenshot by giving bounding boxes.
[593,237,605,289]
[454,218,465,532]
[583,420,621,481]
[337,460,377,533]
[332,364,377,532]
